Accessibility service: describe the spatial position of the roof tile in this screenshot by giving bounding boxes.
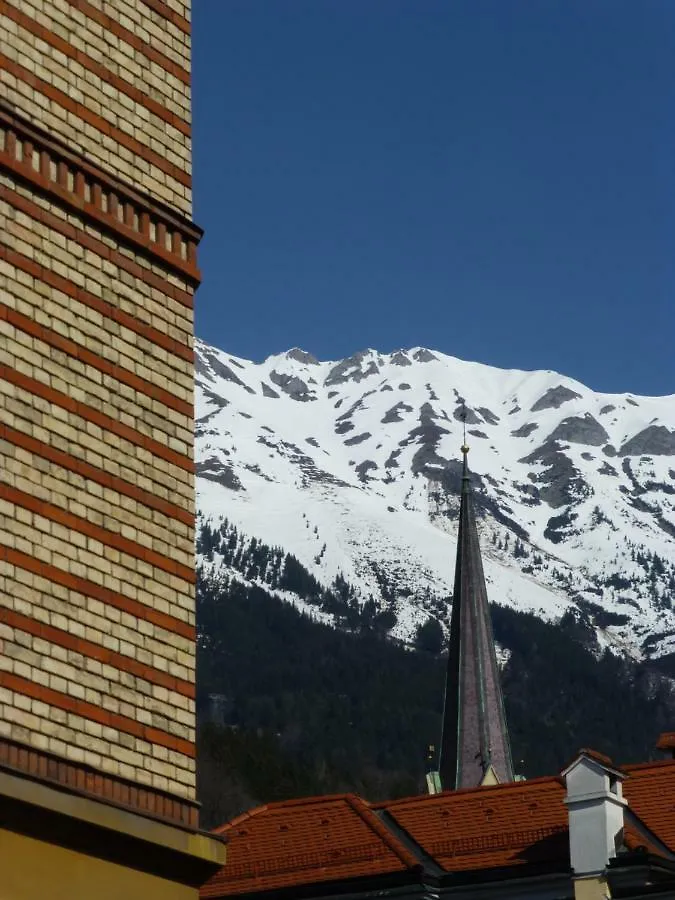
[201,759,675,898]
[379,776,568,873]
[201,794,415,898]
[623,760,675,853]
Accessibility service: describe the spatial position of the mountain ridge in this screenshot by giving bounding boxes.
[195,339,675,659]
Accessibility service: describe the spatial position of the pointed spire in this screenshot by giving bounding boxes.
[438,442,514,791]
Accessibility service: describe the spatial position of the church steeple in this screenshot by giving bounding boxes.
[438,443,514,791]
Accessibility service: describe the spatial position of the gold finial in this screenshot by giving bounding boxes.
[461,443,470,456]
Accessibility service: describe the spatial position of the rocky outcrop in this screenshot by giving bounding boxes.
[325,351,373,386]
[381,403,413,424]
[511,423,538,438]
[286,348,319,364]
[520,441,590,508]
[530,385,582,412]
[620,426,675,457]
[198,349,255,394]
[269,371,315,401]
[413,349,438,362]
[261,382,280,399]
[477,407,500,425]
[546,414,609,447]
[453,405,482,425]
[344,432,371,446]
[355,460,378,482]
[391,351,412,367]
[196,458,244,491]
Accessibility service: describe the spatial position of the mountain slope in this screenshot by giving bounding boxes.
[195,340,675,657]
[196,565,675,828]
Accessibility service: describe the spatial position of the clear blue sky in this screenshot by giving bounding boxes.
[192,1,674,395]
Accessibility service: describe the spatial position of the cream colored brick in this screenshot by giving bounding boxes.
[0,373,193,503]
[2,2,192,210]
[3,0,198,802]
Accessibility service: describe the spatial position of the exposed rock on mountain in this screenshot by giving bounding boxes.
[620,426,675,457]
[531,385,582,412]
[512,423,538,438]
[286,348,320,365]
[196,341,675,659]
[546,414,609,446]
[269,371,315,401]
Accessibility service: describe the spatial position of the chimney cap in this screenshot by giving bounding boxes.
[561,748,626,780]
[656,732,675,753]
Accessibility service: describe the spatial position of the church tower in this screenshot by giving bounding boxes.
[438,445,514,791]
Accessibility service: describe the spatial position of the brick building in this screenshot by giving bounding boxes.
[0,0,226,895]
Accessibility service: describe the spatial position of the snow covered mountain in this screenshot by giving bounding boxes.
[195,340,675,659]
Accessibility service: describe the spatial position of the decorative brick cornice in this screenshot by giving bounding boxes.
[0,736,199,828]
[4,186,195,309]
[0,102,202,287]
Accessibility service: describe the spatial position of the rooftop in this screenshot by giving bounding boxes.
[201,754,675,898]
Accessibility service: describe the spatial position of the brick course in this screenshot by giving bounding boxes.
[0,735,199,825]
[1,0,193,212]
[2,3,191,135]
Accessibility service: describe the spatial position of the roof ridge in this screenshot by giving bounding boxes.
[374,808,445,877]
[213,803,269,834]
[376,774,563,808]
[561,748,625,777]
[264,792,359,809]
[624,807,675,859]
[624,758,675,774]
[344,795,422,870]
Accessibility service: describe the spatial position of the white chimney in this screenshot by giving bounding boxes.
[562,750,627,879]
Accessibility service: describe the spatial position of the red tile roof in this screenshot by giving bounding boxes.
[378,775,568,873]
[201,758,675,898]
[623,760,675,853]
[200,794,419,898]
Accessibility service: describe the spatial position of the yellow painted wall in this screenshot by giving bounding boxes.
[573,875,610,900]
[0,828,196,900]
